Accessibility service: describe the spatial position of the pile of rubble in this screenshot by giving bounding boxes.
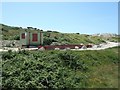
[0,40,20,47]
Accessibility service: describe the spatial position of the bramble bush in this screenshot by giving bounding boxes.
[2,47,119,89]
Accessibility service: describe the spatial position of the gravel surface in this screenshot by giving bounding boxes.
[73,41,119,51]
[0,41,119,52]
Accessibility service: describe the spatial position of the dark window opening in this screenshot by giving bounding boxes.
[21,33,25,39]
[32,33,38,41]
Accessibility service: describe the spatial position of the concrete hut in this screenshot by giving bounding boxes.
[20,30,43,47]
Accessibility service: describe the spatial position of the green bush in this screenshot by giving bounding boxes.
[2,47,119,89]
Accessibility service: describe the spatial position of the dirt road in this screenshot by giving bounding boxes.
[74,41,119,51]
[0,42,119,52]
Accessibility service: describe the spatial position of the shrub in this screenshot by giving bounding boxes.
[58,51,80,70]
[2,47,119,88]
[2,50,16,60]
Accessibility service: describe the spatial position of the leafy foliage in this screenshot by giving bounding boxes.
[2,47,119,89]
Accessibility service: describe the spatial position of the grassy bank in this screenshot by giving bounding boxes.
[2,47,119,88]
[1,24,119,45]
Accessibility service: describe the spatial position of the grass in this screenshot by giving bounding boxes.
[2,46,119,88]
[1,24,119,45]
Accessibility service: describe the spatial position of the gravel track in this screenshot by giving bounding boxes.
[0,41,119,52]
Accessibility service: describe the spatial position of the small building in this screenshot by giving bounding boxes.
[20,30,43,47]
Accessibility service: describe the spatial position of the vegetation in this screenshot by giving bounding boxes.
[1,24,21,40]
[2,47,119,89]
[1,24,119,45]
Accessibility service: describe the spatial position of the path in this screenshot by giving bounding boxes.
[0,41,119,52]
